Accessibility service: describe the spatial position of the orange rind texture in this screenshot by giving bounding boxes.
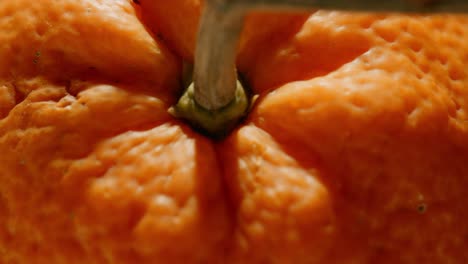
[1,0,468,263]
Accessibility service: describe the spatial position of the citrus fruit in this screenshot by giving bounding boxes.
[1,0,467,263]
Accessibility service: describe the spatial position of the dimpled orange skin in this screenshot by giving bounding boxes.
[1,0,468,263]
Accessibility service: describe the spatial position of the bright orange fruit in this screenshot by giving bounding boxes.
[1,0,467,263]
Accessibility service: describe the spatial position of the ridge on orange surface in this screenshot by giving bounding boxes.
[0,0,467,263]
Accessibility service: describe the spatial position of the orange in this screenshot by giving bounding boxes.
[1,0,467,263]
